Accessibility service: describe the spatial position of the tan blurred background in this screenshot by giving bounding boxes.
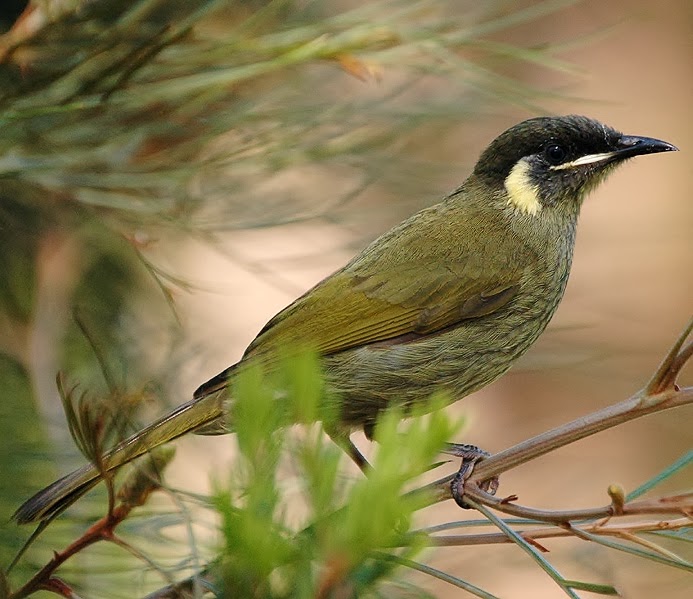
[157,1,691,597]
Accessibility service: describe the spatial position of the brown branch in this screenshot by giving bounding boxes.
[428,515,692,547]
[472,385,692,484]
[646,318,693,394]
[414,319,693,516]
[10,505,131,599]
[413,384,693,519]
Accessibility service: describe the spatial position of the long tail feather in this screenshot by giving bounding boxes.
[13,392,225,524]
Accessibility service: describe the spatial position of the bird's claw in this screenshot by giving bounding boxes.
[445,443,499,509]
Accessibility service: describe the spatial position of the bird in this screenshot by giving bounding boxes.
[14,115,677,525]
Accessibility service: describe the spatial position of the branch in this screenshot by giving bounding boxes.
[418,318,693,517]
[428,516,692,547]
[471,386,692,484]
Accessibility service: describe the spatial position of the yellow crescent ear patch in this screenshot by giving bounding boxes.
[504,159,542,216]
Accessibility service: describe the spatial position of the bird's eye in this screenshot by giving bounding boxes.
[544,144,566,165]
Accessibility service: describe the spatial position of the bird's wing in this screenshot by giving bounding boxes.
[193,200,537,399]
[243,241,529,360]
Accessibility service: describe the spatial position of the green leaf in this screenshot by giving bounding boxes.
[627,450,693,501]
[469,500,581,599]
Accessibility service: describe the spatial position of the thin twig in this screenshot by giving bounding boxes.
[428,516,692,547]
[646,318,693,394]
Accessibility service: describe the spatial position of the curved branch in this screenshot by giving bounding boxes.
[414,319,693,515]
[472,385,693,483]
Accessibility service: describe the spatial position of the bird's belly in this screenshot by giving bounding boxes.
[321,304,554,430]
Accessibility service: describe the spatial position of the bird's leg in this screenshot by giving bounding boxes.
[444,443,499,508]
[328,430,371,474]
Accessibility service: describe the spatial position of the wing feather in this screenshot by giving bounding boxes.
[242,200,533,361]
[195,195,537,398]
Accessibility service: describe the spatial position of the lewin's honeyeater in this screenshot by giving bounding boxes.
[14,115,677,524]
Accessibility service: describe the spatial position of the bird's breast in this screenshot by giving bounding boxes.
[322,258,572,429]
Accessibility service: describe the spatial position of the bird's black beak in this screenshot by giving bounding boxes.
[550,134,677,171]
[615,135,678,159]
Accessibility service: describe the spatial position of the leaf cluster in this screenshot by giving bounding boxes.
[214,353,460,599]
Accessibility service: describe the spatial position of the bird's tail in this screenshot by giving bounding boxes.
[13,391,225,524]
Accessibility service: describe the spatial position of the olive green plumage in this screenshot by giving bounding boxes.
[14,115,676,524]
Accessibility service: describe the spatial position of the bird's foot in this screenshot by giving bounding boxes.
[444,443,499,509]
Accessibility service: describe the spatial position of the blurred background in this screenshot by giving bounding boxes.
[0,1,690,597]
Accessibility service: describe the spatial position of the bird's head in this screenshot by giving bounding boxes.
[473,115,677,217]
